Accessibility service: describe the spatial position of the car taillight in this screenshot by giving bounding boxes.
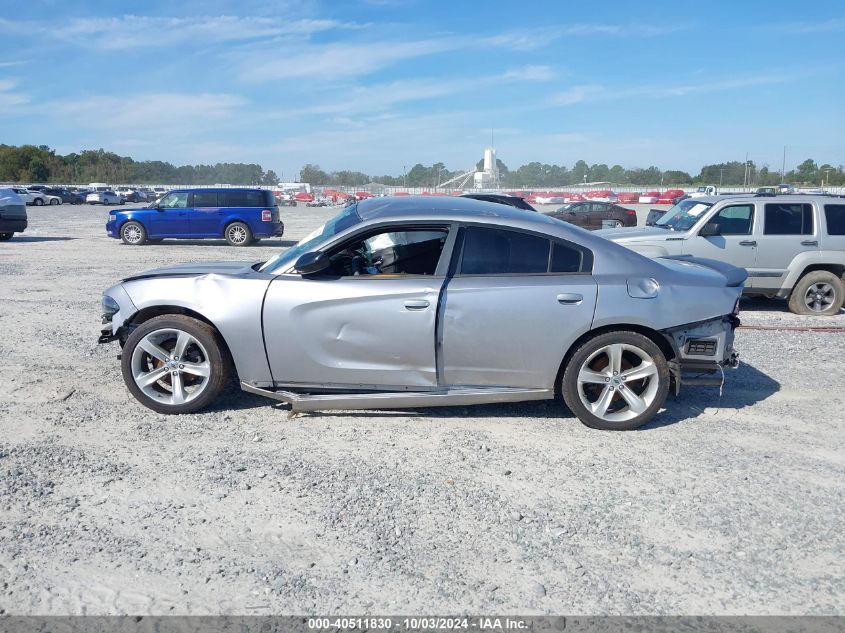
[626,209,636,215]
[261,209,273,221]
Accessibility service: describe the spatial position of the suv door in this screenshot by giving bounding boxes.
[684,202,758,283]
[191,191,221,237]
[262,225,452,388]
[754,202,820,291]
[149,192,191,237]
[440,226,597,389]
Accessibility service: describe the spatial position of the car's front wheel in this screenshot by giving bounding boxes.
[49,198,59,205]
[225,221,254,246]
[121,315,231,414]
[34,198,44,206]
[121,221,147,245]
[562,331,670,430]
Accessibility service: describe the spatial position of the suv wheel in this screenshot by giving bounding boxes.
[121,315,231,414]
[562,331,670,431]
[121,221,147,245]
[788,271,844,316]
[225,221,254,246]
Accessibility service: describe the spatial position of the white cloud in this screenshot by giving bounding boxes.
[50,92,248,133]
[0,77,28,114]
[500,65,557,81]
[0,15,365,50]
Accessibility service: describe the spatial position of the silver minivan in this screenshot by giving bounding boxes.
[598,195,845,315]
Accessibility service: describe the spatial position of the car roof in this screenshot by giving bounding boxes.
[709,194,844,204]
[168,187,266,193]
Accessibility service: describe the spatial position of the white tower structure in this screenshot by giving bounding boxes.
[473,147,499,189]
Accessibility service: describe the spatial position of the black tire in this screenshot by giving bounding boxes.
[121,315,231,415]
[788,271,844,316]
[34,198,44,206]
[225,221,254,246]
[49,198,59,205]
[0,233,13,241]
[120,221,147,245]
[562,330,670,431]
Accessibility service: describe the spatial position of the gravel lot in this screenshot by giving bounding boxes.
[0,202,843,616]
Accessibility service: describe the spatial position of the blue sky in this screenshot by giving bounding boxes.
[1,0,843,178]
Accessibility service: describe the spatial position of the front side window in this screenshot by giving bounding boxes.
[711,204,754,235]
[159,192,189,208]
[824,204,845,236]
[460,227,550,275]
[764,203,813,235]
[326,228,448,276]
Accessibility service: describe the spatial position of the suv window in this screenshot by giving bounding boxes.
[824,204,845,235]
[159,192,189,208]
[327,228,448,276]
[711,204,753,235]
[193,192,219,207]
[219,190,270,208]
[764,203,813,235]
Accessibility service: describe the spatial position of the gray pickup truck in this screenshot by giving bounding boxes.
[598,195,845,316]
[0,188,28,241]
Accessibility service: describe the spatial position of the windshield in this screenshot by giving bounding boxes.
[655,198,713,231]
[259,204,362,273]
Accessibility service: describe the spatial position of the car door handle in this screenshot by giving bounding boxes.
[403,300,430,310]
[557,293,583,305]
[801,240,818,246]
[739,240,757,247]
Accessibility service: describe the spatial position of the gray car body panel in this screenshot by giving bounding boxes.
[0,188,28,233]
[598,195,845,297]
[102,196,744,399]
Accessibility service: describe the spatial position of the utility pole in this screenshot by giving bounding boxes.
[743,152,749,187]
[403,165,406,188]
[781,146,787,182]
[719,168,724,187]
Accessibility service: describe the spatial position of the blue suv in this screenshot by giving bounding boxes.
[106,188,283,246]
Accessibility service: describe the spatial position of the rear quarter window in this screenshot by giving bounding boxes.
[824,204,845,235]
[219,190,268,208]
[193,192,219,207]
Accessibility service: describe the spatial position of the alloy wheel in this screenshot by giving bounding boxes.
[122,224,143,244]
[803,282,835,313]
[576,343,660,423]
[130,328,212,406]
[227,225,248,244]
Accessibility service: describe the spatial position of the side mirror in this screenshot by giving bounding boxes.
[294,251,330,275]
[699,222,721,237]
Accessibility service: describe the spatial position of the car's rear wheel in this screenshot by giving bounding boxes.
[788,271,844,316]
[225,221,254,246]
[121,315,230,414]
[562,331,670,431]
[611,219,623,228]
[121,221,147,245]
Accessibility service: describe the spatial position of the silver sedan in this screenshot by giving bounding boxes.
[99,196,745,430]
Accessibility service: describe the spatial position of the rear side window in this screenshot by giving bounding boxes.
[193,192,218,207]
[551,242,584,273]
[219,190,267,208]
[461,227,549,274]
[824,205,845,235]
[764,203,814,235]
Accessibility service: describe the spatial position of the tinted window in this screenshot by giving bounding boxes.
[824,205,845,235]
[193,192,219,207]
[460,227,550,275]
[711,204,754,235]
[551,242,584,273]
[219,190,269,208]
[764,203,813,235]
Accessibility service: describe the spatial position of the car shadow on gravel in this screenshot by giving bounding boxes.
[640,361,781,430]
[138,239,298,248]
[5,236,77,242]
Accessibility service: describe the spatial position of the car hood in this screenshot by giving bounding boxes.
[595,226,675,242]
[122,261,257,282]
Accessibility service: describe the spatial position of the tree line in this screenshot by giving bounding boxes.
[0,145,279,185]
[304,158,845,188]
[1,144,841,188]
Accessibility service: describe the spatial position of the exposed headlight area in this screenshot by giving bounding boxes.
[102,294,120,323]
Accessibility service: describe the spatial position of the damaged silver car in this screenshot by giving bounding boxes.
[99,197,744,430]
